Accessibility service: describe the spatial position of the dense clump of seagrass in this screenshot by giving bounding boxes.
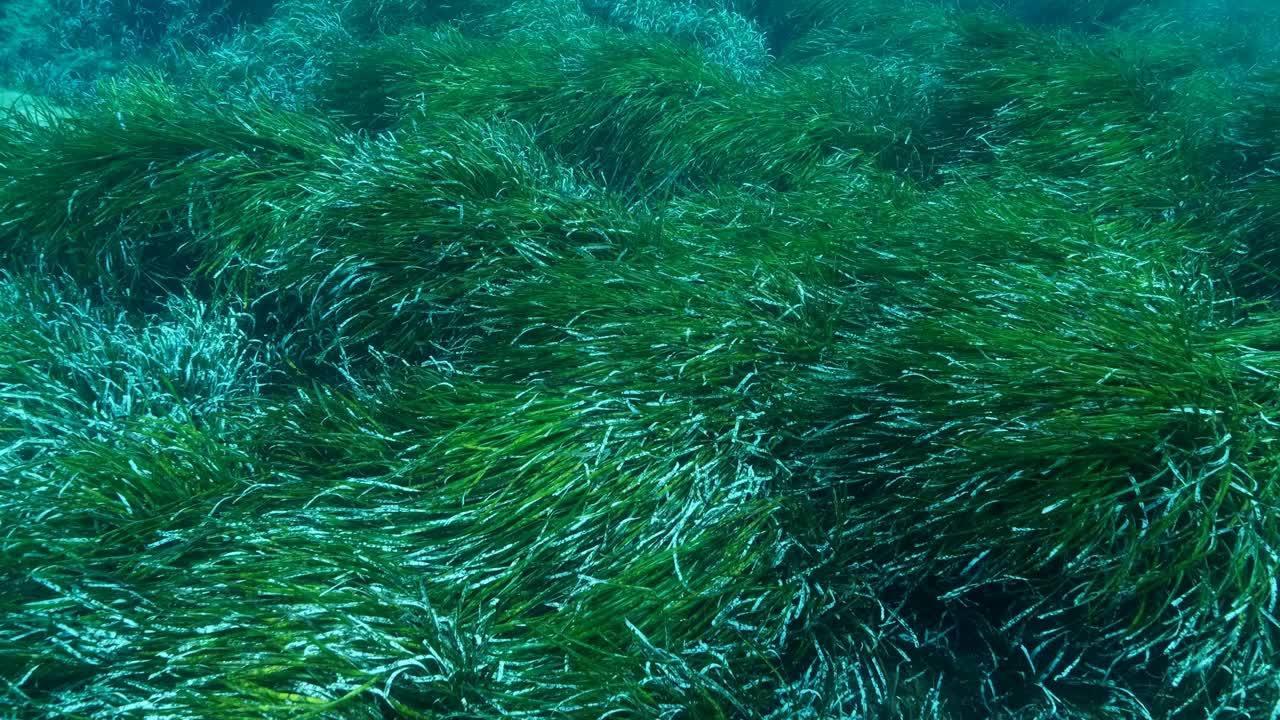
[2,0,1279,718]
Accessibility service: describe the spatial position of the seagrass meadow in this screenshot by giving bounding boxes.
[1,0,1279,717]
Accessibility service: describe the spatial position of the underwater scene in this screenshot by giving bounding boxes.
[2,0,1279,717]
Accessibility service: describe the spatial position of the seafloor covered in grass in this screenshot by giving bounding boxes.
[2,0,1279,718]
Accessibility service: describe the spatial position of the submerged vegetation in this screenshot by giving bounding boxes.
[2,0,1279,717]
